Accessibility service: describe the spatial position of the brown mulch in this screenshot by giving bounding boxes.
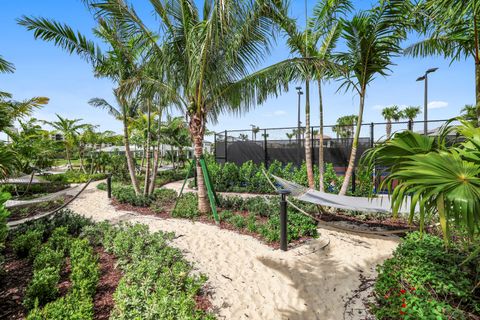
[93,247,122,320]
[0,247,32,320]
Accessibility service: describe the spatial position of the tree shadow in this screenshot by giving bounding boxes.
[257,232,396,320]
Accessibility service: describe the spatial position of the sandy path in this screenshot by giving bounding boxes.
[68,181,399,320]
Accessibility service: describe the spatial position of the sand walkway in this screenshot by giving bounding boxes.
[68,181,399,320]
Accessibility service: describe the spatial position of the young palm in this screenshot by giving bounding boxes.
[42,114,89,169]
[381,105,400,138]
[404,0,480,124]
[19,13,149,195]
[461,105,477,123]
[336,0,408,195]
[401,106,421,130]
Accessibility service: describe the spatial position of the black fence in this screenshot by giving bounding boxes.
[214,119,452,173]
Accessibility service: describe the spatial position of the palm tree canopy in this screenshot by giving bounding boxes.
[382,105,400,121]
[401,106,421,121]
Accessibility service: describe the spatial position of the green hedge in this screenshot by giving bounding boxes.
[374,232,480,319]
[44,171,108,184]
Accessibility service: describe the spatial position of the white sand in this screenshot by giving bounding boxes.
[68,181,399,320]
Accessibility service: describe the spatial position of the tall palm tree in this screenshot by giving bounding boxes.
[42,114,89,169]
[336,0,408,195]
[19,13,149,195]
[404,0,480,124]
[381,105,400,138]
[401,106,421,129]
[311,0,352,191]
[87,0,299,213]
[332,115,357,139]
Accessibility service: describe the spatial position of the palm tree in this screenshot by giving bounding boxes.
[461,104,477,123]
[286,132,295,143]
[332,115,357,139]
[401,106,421,130]
[336,0,407,195]
[42,114,89,169]
[266,0,349,189]
[381,105,401,138]
[252,127,260,142]
[239,134,249,141]
[87,0,297,213]
[19,13,149,195]
[404,0,480,124]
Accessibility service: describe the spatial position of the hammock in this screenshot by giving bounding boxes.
[6,179,93,228]
[5,184,83,209]
[270,175,414,214]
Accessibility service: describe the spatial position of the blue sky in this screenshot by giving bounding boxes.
[0,0,474,141]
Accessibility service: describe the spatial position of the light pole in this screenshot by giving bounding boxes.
[416,67,438,135]
[296,87,303,165]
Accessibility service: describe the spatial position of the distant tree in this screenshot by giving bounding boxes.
[252,127,260,141]
[461,104,477,123]
[239,134,249,141]
[332,115,357,139]
[401,106,421,129]
[381,105,401,138]
[286,132,295,143]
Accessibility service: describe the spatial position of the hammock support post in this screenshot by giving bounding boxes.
[107,174,112,199]
[278,189,290,251]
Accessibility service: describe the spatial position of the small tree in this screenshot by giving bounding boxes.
[381,105,401,138]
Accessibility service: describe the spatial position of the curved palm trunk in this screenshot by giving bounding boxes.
[386,120,392,139]
[65,146,73,170]
[304,79,315,189]
[339,92,365,195]
[123,117,140,195]
[189,112,210,214]
[476,61,480,125]
[318,80,324,192]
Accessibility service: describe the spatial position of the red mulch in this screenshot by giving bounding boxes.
[0,247,32,320]
[93,247,122,320]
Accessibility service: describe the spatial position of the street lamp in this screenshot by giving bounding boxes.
[416,67,438,135]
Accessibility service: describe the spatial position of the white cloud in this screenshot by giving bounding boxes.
[428,101,448,109]
[264,110,287,117]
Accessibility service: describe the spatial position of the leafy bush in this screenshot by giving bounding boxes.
[69,238,99,297]
[32,246,63,272]
[150,188,177,213]
[24,266,60,309]
[47,227,71,254]
[44,171,107,184]
[259,210,318,243]
[112,185,154,207]
[245,196,276,217]
[12,229,43,258]
[0,192,10,274]
[172,193,199,219]
[27,292,94,320]
[96,182,107,191]
[228,215,246,229]
[217,195,245,211]
[374,232,480,319]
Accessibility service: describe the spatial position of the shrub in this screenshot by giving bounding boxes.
[47,227,70,254]
[246,213,257,233]
[24,266,60,309]
[12,229,43,258]
[32,246,64,272]
[96,182,107,191]
[374,232,480,319]
[259,210,318,243]
[27,293,94,320]
[69,238,99,297]
[217,195,245,211]
[112,185,154,207]
[228,215,246,230]
[44,171,107,184]
[219,210,234,221]
[151,188,177,213]
[171,193,199,219]
[245,196,276,217]
[0,192,10,275]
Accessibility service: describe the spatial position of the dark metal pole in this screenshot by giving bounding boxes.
[224,130,228,163]
[351,169,356,194]
[369,122,374,148]
[107,173,112,199]
[264,129,268,168]
[424,74,428,135]
[277,189,290,251]
[214,132,217,161]
[408,120,413,131]
[297,91,302,166]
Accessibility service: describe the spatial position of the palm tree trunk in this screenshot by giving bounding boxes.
[304,79,315,189]
[148,110,162,195]
[189,112,210,214]
[386,120,392,139]
[339,92,365,195]
[66,146,72,170]
[79,150,87,174]
[123,117,140,195]
[476,60,480,125]
[144,103,152,195]
[318,80,325,192]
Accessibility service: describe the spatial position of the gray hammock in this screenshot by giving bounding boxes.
[5,184,83,209]
[271,175,413,214]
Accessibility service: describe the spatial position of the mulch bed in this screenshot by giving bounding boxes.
[112,200,313,250]
[0,247,32,320]
[0,244,122,320]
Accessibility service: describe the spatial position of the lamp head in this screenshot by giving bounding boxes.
[299,91,304,95]
[426,67,438,74]
[416,76,426,81]
[295,86,302,91]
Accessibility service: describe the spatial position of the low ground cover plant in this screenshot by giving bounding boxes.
[44,171,107,184]
[374,232,480,319]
